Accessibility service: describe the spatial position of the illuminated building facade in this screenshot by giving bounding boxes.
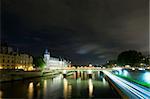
[0,45,33,71]
[43,49,70,69]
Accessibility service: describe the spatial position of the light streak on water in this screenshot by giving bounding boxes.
[104,71,150,98]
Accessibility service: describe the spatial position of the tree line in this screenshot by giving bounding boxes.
[107,50,149,67]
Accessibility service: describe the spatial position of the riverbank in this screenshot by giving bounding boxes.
[0,70,61,83]
[105,75,127,99]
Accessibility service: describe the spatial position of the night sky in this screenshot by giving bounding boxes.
[1,0,149,64]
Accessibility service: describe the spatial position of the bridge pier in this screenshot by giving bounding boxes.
[88,74,92,78]
[63,70,67,78]
[87,70,93,78]
[100,71,104,76]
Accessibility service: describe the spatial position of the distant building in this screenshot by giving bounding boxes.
[43,49,70,69]
[0,45,33,71]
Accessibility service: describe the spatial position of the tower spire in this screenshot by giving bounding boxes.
[45,49,48,54]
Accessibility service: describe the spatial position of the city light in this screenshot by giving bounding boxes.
[112,67,122,70]
[0,66,3,69]
[63,70,67,74]
[132,68,135,70]
[138,68,145,70]
[87,70,92,74]
[89,64,92,67]
[28,66,34,71]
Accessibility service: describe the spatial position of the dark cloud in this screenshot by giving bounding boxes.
[1,0,149,64]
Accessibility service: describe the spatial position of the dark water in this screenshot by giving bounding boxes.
[0,71,120,99]
[113,69,150,84]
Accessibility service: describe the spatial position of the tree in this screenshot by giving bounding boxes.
[117,50,143,67]
[145,57,150,65]
[142,55,150,65]
[33,56,46,69]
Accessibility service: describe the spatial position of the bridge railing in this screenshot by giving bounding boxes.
[62,67,112,71]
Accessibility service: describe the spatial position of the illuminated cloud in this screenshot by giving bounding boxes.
[76,44,98,54]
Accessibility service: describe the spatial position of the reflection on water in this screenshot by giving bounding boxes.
[62,71,119,98]
[143,72,150,84]
[43,80,47,96]
[0,71,120,99]
[28,82,34,99]
[0,90,2,99]
[103,78,107,85]
[68,84,72,98]
[122,70,129,76]
[113,69,150,84]
[88,79,93,97]
[63,78,68,99]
